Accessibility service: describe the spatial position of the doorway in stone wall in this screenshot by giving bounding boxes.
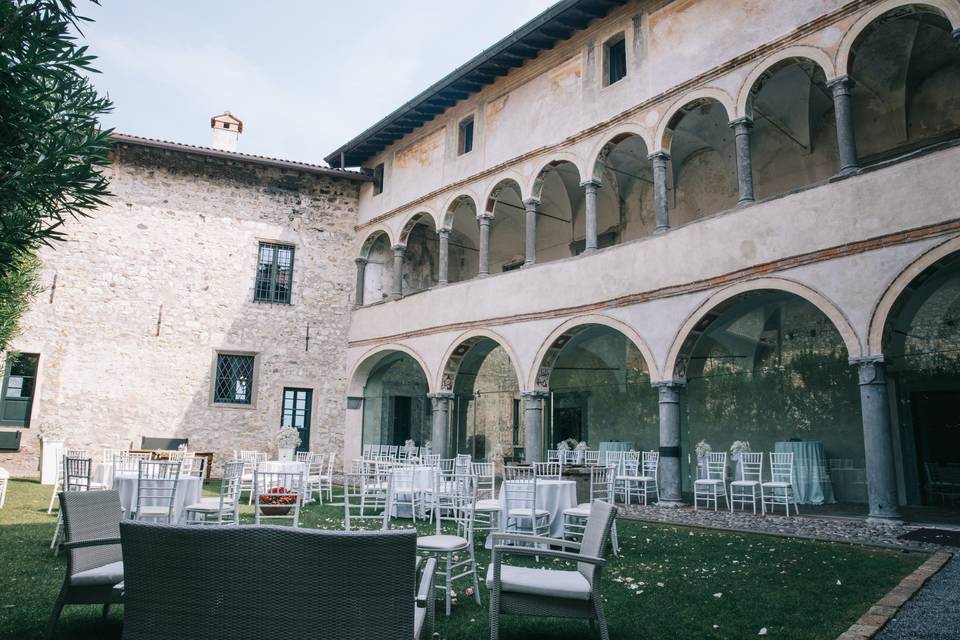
[281,388,312,453]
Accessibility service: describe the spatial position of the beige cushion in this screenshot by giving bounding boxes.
[416,534,468,552]
[694,479,724,485]
[507,508,550,518]
[762,481,791,488]
[731,480,759,487]
[486,564,591,601]
[71,560,124,587]
[617,475,654,482]
[473,499,501,511]
[563,504,592,517]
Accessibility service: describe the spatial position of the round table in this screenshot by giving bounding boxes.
[112,472,202,523]
[774,441,836,505]
[387,466,436,518]
[92,462,114,487]
[487,479,577,549]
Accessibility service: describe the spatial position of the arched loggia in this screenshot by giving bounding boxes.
[356,230,393,305]
[397,212,439,295]
[527,160,583,264]
[485,179,525,275]
[359,351,431,451]
[592,132,656,243]
[442,195,480,284]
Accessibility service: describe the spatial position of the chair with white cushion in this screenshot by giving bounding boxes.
[488,500,618,640]
[694,452,729,512]
[300,452,325,503]
[471,462,501,533]
[615,451,658,505]
[416,473,482,616]
[238,450,266,504]
[389,464,422,522]
[584,450,600,466]
[562,464,619,555]
[501,468,549,538]
[319,452,336,502]
[730,452,764,514]
[184,460,243,525]
[344,472,388,532]
[132,460,181,523]
[761,452,799,516]
[534,462,561,479]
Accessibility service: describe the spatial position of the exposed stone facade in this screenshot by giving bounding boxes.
[1,141,362,476]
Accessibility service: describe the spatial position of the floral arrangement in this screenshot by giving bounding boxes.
[258,486,298,506]
[557,437,579,451]
[695,440,712,459]
[729,440,751,460]
[37,420,65,441]
[424,440,432,451]
[404,439,416,449]
[276,426,301,450]
[574,441,588,451]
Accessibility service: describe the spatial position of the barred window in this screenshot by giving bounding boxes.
[214,354,255,405]
[254,242,295,303]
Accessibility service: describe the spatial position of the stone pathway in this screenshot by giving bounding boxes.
[874,555,960,640]
[616,503,956,553]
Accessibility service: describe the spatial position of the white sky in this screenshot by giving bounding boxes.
[81,1,556,166]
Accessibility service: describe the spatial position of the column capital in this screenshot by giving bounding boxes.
[476,212,494,223]
[827,75,854,93]
[851,355,891,386]
[729,116,754,130]
[654,381,684,403]
[391,243,407,254]
[579,178,602,189]
[437,227,451,238]
[427,391,454,401]
[354,256,368,266]
[648,150,670,162]
[521,389,549,400]
[522,198,541,209]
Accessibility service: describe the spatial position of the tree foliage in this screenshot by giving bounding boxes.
[0,252,41,352]
[0,0,113,271]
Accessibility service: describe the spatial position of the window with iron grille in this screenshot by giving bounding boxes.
[254,242,295,304]
[214,354,255,405]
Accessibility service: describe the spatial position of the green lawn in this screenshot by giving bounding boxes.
[0,479,925,639]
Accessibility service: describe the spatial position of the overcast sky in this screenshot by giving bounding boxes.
[81,1,556,166]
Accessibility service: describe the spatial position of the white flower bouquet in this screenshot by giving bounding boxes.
[695,440,712,460]
[556,440,570,452]
[729,440,751,461]
[404,439,416,450]
[37,420,65,442]
[276,426,301,449]
[574,441,588,451]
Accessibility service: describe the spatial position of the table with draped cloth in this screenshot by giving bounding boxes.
[485,479,577,549]
[774,441,836,505]
[387,466,437,518]
[599,441,633,465]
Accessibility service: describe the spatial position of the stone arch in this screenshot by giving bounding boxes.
[437,329,526,393]
[655,87,737,152]
[347,343,434,397]
[440,192,480,228]
[356,225,394,258]
[836,0,960,74]
[868,235,960,354]
[527,153,587,201]
[736,46,838,119]
[664,277,863,381]
[528,314,661,390]
[483,176,524,214]
[587,124,655,182]
[397,209,440,245]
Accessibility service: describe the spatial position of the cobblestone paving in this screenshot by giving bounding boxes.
[617,503,956,553]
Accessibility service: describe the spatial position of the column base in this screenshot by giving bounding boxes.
[866,514,902,526]
[655,499,685,508]
[390,294,402,301]
[580,248,597,256]
[837,166,861,178]
[736,198,755,207]
[654,226,669,235]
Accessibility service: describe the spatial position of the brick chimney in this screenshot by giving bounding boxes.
[210,111,243,152]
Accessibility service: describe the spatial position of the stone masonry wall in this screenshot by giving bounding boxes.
[0,142,360,477]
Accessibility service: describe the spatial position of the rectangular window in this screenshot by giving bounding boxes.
[373,163,385,196]
[0,353,39,427]
[458,116,474,155]
[214,354,255,405]
[254,242,295,304]
[606,35,627,86]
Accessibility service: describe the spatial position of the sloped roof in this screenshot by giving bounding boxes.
[324,0,627,168]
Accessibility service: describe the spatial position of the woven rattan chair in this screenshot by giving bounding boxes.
[119,522,437,640]
[46,490,124,639]
[488,500,618,640]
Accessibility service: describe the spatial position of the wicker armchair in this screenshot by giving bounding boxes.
[46,490,124,639]
[487,500,617,640]
[119,522,436,640]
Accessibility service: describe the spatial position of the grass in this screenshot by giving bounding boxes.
[0,478,926,640]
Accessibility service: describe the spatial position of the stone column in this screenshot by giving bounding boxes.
[656,382,684,506]
[580,179,601,254]
[522,391,548,464]
[390,244,405,301]
[828,76,860,177]
[427,392,453,459]
[730,117,755,206]
[353,257,367,307]
[437,228,450,286]
[523,198,539,266]
[853,357,901,523]
[477,213,493,276]
[649,152,670,233]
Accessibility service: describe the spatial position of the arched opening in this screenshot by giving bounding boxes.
[531,160,584,262]
[486,179,525,273]
[850,5,960,161]
[537,324,659,456]
[361,352,431,450]
[746,58,838,199]
[445,195,479,283]
[665,98,738,224]
[677,290,864,507]
[882,251,960,512]
[593,133,656,243]
[442,337,522,462]
[359,231,392,305]
[399,213,438,295]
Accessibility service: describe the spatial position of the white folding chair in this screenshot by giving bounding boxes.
[615,451,658,505]
[547,450,560,462]
[185,460,243,525]
[730,452,764,514]
[562,463,620,555]
[362,444,374,459]
[303,453,325,503]
[319,452,336,502]
[253,470,303,527]
[239,451,267,504]
[762,452,799,516]
[533,462,561,479]
[585,450,600,465]
[387,464,421,521]
[471,461,501,533]
[502,468,549,538]
[694,452,729,511]
[132,460,181,523]
[343,471,387,532]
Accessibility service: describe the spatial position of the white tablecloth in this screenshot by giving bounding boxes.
[388,466,436,518]
[92,462,113,487]
[112,472,202,524]
[487,479,577,549]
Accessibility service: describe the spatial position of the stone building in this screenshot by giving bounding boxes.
[333,0,960,521]
[0,117,368,476]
